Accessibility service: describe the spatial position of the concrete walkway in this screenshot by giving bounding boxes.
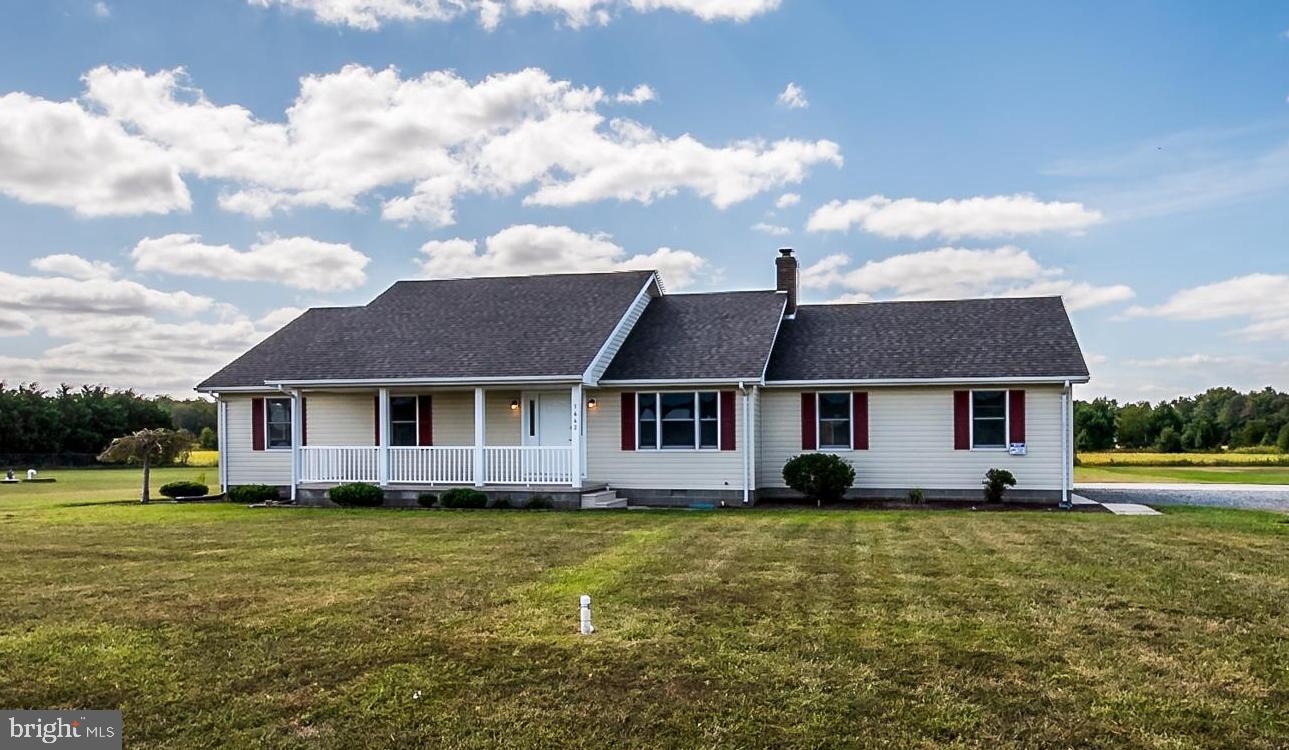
[1075,483,1289,512]
[1069,494,1162,516]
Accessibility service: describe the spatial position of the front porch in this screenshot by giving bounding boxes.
[285,384,587,493]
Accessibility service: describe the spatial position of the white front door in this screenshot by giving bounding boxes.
[522,392,571,446]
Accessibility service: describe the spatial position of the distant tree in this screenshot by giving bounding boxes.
[97,429,194,503]
[1278,424,1289,453]
[198,426,218,450]
[1074,398,1117,451]
[1154,425,1183,453]
[159,397,217,435]
[1116,402,1155,449]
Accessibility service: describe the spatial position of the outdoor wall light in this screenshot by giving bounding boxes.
[587,398,597,409]
[510,400,519,411]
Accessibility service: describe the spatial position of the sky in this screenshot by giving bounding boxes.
[0,0,1286,401]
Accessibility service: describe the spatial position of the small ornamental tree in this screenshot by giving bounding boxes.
[97,428,194,504]
[782,454,855,507]
[982,468,1017,503]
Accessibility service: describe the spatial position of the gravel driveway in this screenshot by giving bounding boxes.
[1075,483,1289,512]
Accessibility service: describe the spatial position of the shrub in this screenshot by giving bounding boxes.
[198,426,218,450]
[982,468,1017,503]
[439,488,488,509]
[907,487,926,504]
[416,492,438,508]
[228,484,278,503]
[525,495,555,510]
[159,480,208,499]
[492,497,513,509]
[329,483,384,507]
[782,454,855,505]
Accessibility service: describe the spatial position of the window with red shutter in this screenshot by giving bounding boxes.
[418,395,434,446]
[1009,390,1026,445]
[953,391,970,450]
[852,392,869,450]
[620,392,635,450]
[251,397,265,451]
[800,392,817,450]
[719,391,736,450]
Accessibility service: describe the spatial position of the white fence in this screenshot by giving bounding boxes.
[299,445,574,486]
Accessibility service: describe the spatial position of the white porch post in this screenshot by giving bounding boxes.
[570,384,583,489]
[473,387,486,487]
[290,389,302,501]
[378,387,390,487]
[741,385,751,505]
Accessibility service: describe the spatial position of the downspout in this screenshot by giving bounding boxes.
[739,381,750,505]
[1060,379,1072,509]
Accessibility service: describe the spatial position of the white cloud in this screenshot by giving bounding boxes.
[0,269,211,317]
[417,224,707,289]
[30,254,117,281]
[248,0,781,30]
[93,1,111,17]
[806,194,1103,239]
[776,82,808,109]
[1123,273,1289,341]
[0,92,190,217]
[0,309,36,337]
[615,84,656,104]
[130,233,370,291]
[803,246,1134,311]
[1080,353,1289,403]
[775,192,800,209]
[49,64,839,225]
[751,222,790,236]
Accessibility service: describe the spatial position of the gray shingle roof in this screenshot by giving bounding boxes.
[763,296,1089,381]
[601,291,786,381]
[198,271,654,389]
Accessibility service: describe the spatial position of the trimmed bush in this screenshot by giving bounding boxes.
[492,498,513,509]
[983,468,1017,503]
[440,488,488,509]
[416,492,438,508]
[228,484,278,503]
[782,453,855,506]
[907,487,926,505]
[329,483,384,507]
[159,480,208,499]
[525,495,555,510]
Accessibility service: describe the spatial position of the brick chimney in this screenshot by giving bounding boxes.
[775,247,798,317]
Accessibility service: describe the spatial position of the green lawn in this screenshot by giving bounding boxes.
[1075,464,1289,484]
[0,466,219,506]
[1,489,1286,748]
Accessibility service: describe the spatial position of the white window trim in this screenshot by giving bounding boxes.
[265,396,293,451]
[636,391,722,451]
[816,391,853,451]
[388,394,422,447]
[970,389,1010,451]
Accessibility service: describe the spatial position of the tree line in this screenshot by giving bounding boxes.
[1074,386,1289,452]
[0,383,217,458]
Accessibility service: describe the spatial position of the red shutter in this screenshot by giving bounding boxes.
[852,392,869,450]
[251,397,265,451]
[301,397,308,447]
[373,395,380,446]
[719,391,736,451]
[801,392,816,450]
[620,392,636,451]
[953,391,970,450]
[1009,390,1026,445]
[418,395,434,446]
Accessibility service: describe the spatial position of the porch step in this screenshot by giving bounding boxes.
[581,489,627,510]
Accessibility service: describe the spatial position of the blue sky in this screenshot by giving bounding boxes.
[1,0,1286,398]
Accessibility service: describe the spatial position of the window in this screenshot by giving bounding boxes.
[972,390,1007,449]
[817,392,851,450]
[266,397,292,449]
[390,396,418,446]
[637,392,720,450]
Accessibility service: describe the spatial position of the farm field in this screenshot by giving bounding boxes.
[1075,465,1289,485]
[1,488,1286,748]
[1077,451,1288,467]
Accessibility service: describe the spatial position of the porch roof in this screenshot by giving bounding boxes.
[198,271,654,390]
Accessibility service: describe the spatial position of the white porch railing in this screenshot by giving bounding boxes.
[389,446,474,485]
[483,446,575,485]
[299,445,574,486]
[300,446,380,483]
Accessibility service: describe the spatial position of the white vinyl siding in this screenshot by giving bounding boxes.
[585,388,744,490]
[223,394,292,486]
[757,385,1065,491]
[305,392,376,446]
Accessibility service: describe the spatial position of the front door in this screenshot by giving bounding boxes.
[522,392,571,447]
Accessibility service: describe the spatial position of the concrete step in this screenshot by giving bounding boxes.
[581,490,627,510]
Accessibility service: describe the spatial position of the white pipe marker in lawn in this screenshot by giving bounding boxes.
[579,594,594,635]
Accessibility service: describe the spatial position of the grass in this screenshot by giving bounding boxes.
[1,485,1286,748]
[1075,465,1289,484]
[0,466,218,505]
[1078,451,1289,467]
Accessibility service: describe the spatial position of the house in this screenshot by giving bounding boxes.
[197,249,1090,508]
